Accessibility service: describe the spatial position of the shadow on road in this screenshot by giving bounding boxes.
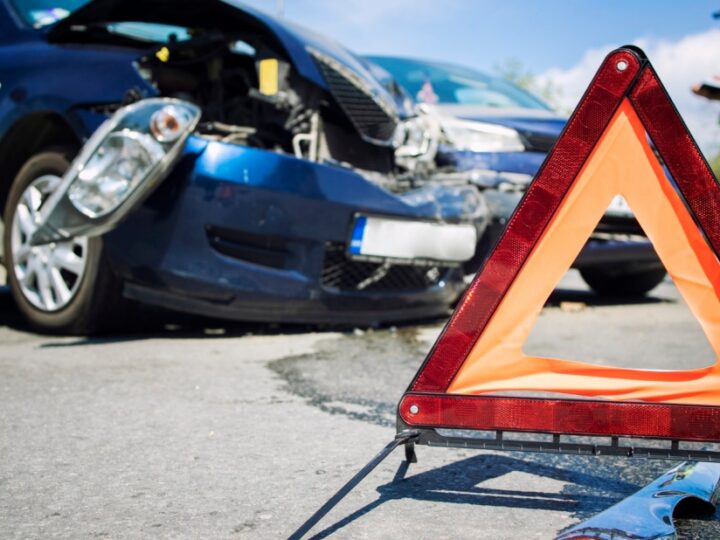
[0,286,443,346]
[1,278,675,345]
[305,453,642,539]
[547,287,672,307]
[0,286,25,328]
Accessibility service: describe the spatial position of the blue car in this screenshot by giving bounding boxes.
[368,56,666,296]
[0,1,484,333]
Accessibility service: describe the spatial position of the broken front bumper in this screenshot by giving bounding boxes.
[101,137,480,324]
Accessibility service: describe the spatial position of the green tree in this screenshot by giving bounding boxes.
[494,58,565,112]
[709,150,720,180]
[493,58,535,90]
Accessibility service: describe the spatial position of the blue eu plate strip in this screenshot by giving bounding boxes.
[349,216,367,255]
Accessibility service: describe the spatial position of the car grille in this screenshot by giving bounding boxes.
[321,243,450,292]
[309,48,397,144]
[520,131,558,153]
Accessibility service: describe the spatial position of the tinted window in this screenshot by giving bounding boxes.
[368,56,551,110]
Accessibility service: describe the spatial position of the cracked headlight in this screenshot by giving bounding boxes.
[31,98,200,245]
[442,119,525,153]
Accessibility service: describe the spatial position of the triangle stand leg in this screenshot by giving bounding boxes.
[404,440,417,464]
[288,430,419,540]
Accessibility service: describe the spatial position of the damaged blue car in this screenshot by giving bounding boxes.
[369,56,666,297]
[0,0,485,333]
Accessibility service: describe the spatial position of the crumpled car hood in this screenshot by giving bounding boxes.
[47,0,392,106]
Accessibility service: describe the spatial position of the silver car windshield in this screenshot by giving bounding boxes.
[368,56,552,111]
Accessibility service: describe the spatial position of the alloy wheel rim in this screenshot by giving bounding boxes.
[10,174,89,312]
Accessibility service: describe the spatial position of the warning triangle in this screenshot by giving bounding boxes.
[398,46,720,443]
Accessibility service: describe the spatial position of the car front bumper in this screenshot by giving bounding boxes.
[479,190,660,271]
[573,239,660,269]
[102,137,473,324]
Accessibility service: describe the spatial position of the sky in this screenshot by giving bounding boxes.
[241,0,720,155]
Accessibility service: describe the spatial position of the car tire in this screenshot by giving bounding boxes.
[3,149,128,334]
[579,266,667,297]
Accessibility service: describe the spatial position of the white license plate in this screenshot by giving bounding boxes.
[349,215,477,263]
[605,195,634,218]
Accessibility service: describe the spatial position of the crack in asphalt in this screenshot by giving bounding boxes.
[268,326,428,428]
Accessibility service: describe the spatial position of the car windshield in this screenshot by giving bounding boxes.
[9,0,90,28]
[367,56,551,110]
[8,0,191,41]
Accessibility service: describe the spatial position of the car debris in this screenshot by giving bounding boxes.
[556,462,720,540]
[559,301,586,312]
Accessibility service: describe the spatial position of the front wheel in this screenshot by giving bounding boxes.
[3,149,127,334]
[579,266,667,297]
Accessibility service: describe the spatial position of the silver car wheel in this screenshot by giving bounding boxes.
[10,174,89,312]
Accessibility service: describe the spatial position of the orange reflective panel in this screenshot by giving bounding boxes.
[447,99,720,404]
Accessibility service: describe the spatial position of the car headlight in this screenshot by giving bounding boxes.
[395,111,441,164]
[442,119,525,153]
[30,98,201,245]
[68,131,166,218]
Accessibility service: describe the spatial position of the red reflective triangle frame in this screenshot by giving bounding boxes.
[398,46,720,442]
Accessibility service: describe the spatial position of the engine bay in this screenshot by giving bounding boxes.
[131,30,408,178]
[49,15,468,195]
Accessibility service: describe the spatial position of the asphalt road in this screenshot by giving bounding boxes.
[1,270,719,539]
